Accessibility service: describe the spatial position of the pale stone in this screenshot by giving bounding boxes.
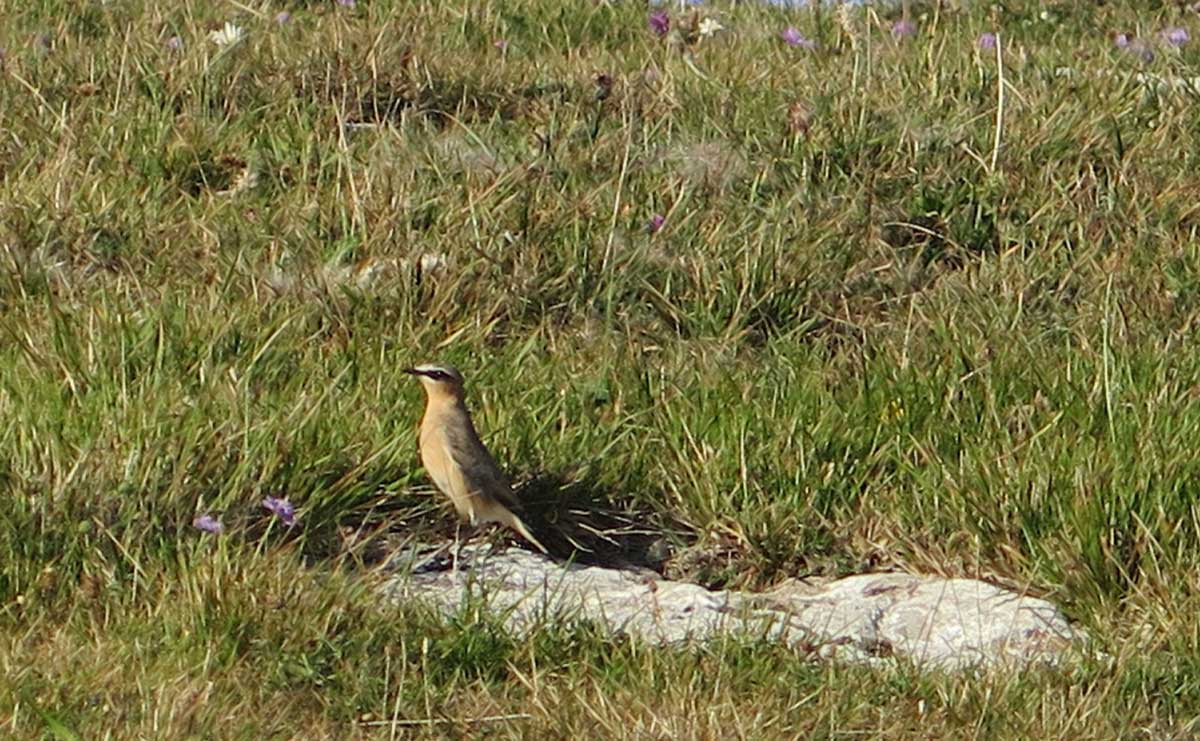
[382,546,1079,671]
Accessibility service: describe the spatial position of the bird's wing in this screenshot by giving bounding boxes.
[443,421,522,510]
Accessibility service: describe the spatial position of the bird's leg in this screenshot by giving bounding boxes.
[463,523,487,563]
[452,521,462,576]
[482,527,498,560]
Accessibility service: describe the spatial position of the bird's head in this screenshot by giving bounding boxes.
[403,363,466,399]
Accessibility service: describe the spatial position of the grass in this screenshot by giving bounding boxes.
[3,0,1200,736]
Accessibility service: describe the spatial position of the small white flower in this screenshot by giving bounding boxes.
[209,22,245,48]
[697,17,724,39]
[218,163,258,195]
[418,252,450,274]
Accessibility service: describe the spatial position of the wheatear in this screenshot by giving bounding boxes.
[403,364,547,555]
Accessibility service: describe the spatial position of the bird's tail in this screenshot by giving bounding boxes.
[497,508,548,554]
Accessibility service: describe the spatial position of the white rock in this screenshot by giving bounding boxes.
[382,546,1079,671]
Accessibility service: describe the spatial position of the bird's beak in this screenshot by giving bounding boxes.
[402,367,421,376]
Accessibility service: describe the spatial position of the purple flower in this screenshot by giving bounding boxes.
[275,11,292,25]
[1162,27,1190,46]
[648,214,666,234]
[649,11,670,38]
[1116,35,1155,62]
[165,35,183,51]
[780,27,816,49]
[493,38,508,51]
[262,496,297,526]
[193,514,224,534]
[337,0,356,6]
[34,33,52,52]
[977,32,997,51]
[891,20,917,39]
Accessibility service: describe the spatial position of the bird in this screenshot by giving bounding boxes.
[403,363,548,556]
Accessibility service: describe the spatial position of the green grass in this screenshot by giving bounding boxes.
[4,0,1200,736]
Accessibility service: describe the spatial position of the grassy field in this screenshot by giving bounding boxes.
[4,0,1200,736]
